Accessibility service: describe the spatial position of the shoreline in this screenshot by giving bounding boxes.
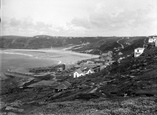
[0,48,99,59]
[0,48,99,75]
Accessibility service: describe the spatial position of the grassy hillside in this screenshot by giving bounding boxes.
[0,36,147,55]
[0,36,103,49]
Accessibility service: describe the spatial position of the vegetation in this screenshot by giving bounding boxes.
[0,36,157,115]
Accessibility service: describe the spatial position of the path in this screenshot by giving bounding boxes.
[143,37,147,48]
[117,37,124,49]
[58,60,62,64]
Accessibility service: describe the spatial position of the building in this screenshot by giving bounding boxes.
[134,48,145,57]
[73,69,85,78]
[94,60,105,65]
[148,37,157,43]
[100,65,107,70]
[86,68,95,74]
[55,81,71,92]
[56,64,66,71]
[100,51,112,58]
[86,60,94,64]
[118,52,123,55]
[117,57,125,63]
[147,37,157,48]
[73,67,95,78]
[155,39,157,47]
[105,56,112,62]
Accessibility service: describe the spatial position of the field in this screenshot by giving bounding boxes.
[0,49,98,79]
[28,97,157,115]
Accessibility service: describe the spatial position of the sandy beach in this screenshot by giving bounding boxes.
[0,49,99,76]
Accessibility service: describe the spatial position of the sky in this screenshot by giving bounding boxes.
[1,0,157,36]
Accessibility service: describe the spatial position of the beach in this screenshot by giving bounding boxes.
[0,48,99,77]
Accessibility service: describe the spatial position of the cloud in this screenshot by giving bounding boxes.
[72,6,155,30]
[2,0,157,36]
[2,17,53,36]
[2,17,87,36]
[71,17,91,29]
[10,18,21,27]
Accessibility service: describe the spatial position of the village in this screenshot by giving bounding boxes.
[3,36,157,92]
[5,36,157,81]
[5,51,113,78]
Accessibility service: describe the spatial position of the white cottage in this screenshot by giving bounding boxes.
[73,68,94,78]
[134,48,145,57]
[148,37,157,43]
[73,69,85,78]
[86,69,94,74]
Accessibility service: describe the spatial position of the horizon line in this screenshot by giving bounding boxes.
[1,34,157,38]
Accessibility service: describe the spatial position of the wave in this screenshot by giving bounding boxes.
[0,51,34,57]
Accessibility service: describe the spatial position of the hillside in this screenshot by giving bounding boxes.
[0,35,103,49]
[0,35,148,55]
[1,45,157,114]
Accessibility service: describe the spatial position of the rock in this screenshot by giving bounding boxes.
[10,100,22,107]
[0,101,6,109]
[5,106,24,112]
[5,106,15,111]
[7,112,17,115]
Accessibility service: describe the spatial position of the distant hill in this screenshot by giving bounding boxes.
[0,35,103,49]
[0,35,150,55]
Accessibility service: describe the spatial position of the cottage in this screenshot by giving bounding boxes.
[100,65,106,70]
[134,48,145,57]
[105,56,112,62]
[118,57,125,63]
[94,60,105,65]
[73,67,94,78]
[86,69,94,74]
[55,81,71,92]
[73,69,85,78]
[148,37,157,43]
[155,39,157,47]
[74,64,81,69]
[118,52,123,55]
[56,64,66,71]
[100,51,112,59]
[86,60,94,64]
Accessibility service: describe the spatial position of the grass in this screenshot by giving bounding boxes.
[27,97,157,115]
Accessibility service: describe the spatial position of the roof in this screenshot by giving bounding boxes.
[74,65,81,68]
[62,81,71,87]
[56,84,67,90]
[94,60,105,63]
[135,48,145,50]
[74,69,83,74]
[56,81,71,90]
[27,80,55,87]
[148,37,157,42]
[80,63,98,69]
